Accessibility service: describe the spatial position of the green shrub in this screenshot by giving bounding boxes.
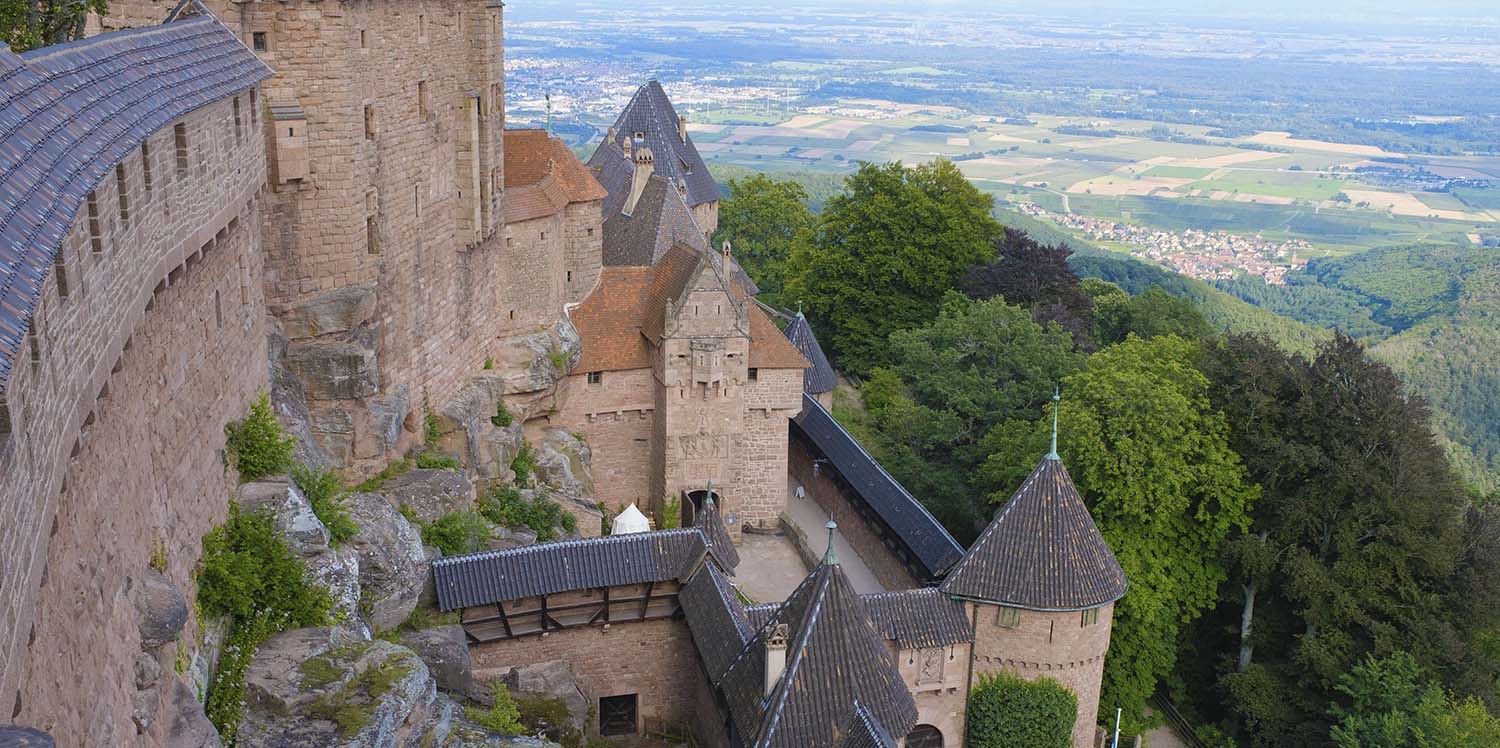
[490,401,513,428]
[292,463,359,546]
[466,681,524,736]
[224,393,296,481]
[398,504,421,525]
[355,457,413,493]
[516,694,572,738]
[423,411,442,448]
[415,452,462,470]
[483,356,494,370]
[661,495,682,529]
[510,440,537,485]
[546,347,570,374]
[966,672,1077,748]
[479,485,576,542]
[204,613,277,745]
[422,512,491,556]
[149,535,168,572]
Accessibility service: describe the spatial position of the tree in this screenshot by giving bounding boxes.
[0,0,107,52]
[1328,652,1500,748]
[713,173,813,307]
[1090,285,1212,345]
[981,334,1258,729]
[960,227,1094,348]
[785,159,1002,376]
[967,672,1077,748]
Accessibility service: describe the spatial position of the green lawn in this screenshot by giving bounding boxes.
[1185,173,1346,201]
[1141,165,1216,179]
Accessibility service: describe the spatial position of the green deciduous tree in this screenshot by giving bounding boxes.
[713,173,814,307]
[785,159,1002,376]
[960,227,1095,348]
[966,672,1078,748]
[1329,652,1500,748]
[1089,284,1212,346]
[982,334,1257,729]
[0,0,107,52]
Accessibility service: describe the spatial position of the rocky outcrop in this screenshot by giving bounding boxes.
[163,679,221,748]
[379,470,475,525]
[346,492,429,631]
[305,545,364,626]
[533,430,595,502]
[237,481,331,556]
[280,284,377,340]
[499,661,588,734]
[432,375,523,484]
[0,727,55,747]
[136,569,189,650]
[484,318,582,424]
[285,341,380,401]
[399,626,476,698]
[270,329,334,470]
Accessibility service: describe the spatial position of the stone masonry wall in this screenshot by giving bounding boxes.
[553,369,656,512]
[733,369,801,532]
[967,601,1115,748]
[563,202,603,305]
[499,214,565,336]
[888,640,972,747]
[787,436,922,591]
[0,93,268,746]
[471,616,701,736]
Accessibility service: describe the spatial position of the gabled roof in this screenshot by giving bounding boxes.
[940,456,1127,611]
[750,305,812,371]
[503,128,607,224]
[749,588,973,651]
[792,394,965,580]
[841,701,899,748]
[641,243,711,344]
[589,80,720,209]
[680,561,754,683]
[719,561,918,748]
[596,162,711,267]
[696,496,741,572]
[0,15,271,394]
[431,529,707,611]
[569,266,654,373]
[783,313,837,394]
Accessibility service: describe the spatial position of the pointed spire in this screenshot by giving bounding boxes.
[796,299,804,318]
[823,520,839,565]
[1047,386,1061,461]
[705,480,715,509]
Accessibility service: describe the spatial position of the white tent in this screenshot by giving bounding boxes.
[611,503,651,535]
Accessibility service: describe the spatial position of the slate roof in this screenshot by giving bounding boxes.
[696,495,741,572]
[792,394,965,580]
[940,456,1127,611]
[859,588,973,650]
[841,701,899,748]
[0,15,270,393]
[719,561,918,748]
[783,313,837,394]
[596,164,710,267]
[503,128,607,224]
[589,80,720,209]
[680,561,754,683]
[431,529,707,611]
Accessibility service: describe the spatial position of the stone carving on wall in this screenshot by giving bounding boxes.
[917,648,945,685]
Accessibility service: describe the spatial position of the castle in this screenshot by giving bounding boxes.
[0,3,1126,747]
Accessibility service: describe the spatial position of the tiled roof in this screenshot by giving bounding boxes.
[859,589,973,649]
[431,529,707,611]
[503,128,606,224]
[588,80,720,209]
[781,313,837,392]
[680,561,754,683]
[792,394,965,580]
[720,561,918,748]
[696,496,741,572]
[940,456,1127,611]
[841,701,899,748]
[641,242,707,344]
[597,164,710,267]
[569,266,653,373]
[0,15,270,393]
[749,305,811,371]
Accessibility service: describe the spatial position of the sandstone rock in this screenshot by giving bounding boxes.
[533,430,595,501]
[285,339,379,401]
[0,727,55,747]
[486,525,538,551]
[346,492,429,631]
[379,469,475,525]
[433,376,523,483]
[280,284,377,340]
[238,629,436,748]
[399,626,475,697]
[136,568,188,650]
[270,328,333,470]
[132,652,162,733]
[415,695,561,748]
[366,385,412,457]
[163,678,221,748]
[188,616,233,705]
[304,545,363,627]
[500,660,587,733]
[236,481,331,557]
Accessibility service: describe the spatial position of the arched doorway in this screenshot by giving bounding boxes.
[682,488,723,528]
[905,724,943,748]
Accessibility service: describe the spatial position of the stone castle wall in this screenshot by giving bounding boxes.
[554,370,656,512]
[734,370,801,531]
[888,640,972,747]
[499,213,566,336]
[967,601,1115,748]
[0,93,269,746]
[563,202,604,304]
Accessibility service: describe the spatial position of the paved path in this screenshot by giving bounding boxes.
[733,532,810,604]
[784,483,885,595]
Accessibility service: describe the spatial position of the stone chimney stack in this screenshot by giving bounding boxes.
[679,113,688,144]
[623,146,654,216]
[622,135,633,160]
[764,623,789,696]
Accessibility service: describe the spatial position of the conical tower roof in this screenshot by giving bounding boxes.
[719,543,917,747]
[588,80,720,209]
[940,456,1127,610]
[783,312,837,395]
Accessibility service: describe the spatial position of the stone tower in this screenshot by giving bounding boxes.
[940,430,1128,748]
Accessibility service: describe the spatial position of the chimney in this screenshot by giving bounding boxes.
[679,113,688,144]
[622,136,633,160]
[764,623,789,696]
[623,146,654,216]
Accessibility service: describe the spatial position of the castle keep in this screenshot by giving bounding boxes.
[0,4,1127,747]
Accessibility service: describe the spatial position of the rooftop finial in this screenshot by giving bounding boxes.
[823,520,839,565]
[796,300,803,318]
[1047,386,1061,461]
[705,480,714,509]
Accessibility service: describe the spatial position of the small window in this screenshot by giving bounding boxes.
[996,606,1020,629]
[115,164,130,223]
[587,371,602,385]
[140,143,153,198]
[214,289,223,329]
[364,105,377,140]
[586,227,595,237]
[359,29,368,48]
[233,96,242,140]
[566,271,572,283]
[418,14,426,37]
[1081,607,1099,627]
[539,231,546,241]
[86,191,102,256]
[418,80,430,116]
[27,324,41,369]
[599,694,637,736]
[252,31,267,52]
[747,368,758,381]
[249,87,258,124]
[54,248,69,298]
[174,123,189,177]
[366,216,379,254]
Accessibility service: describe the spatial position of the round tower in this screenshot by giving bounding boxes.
[940,396,1127,748]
